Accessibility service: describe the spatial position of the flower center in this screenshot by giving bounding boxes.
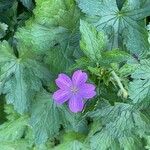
[70,86,79,94]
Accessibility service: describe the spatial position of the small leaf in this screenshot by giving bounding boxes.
[101,49,132,65]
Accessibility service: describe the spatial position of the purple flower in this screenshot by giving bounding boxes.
[53,70,96,113]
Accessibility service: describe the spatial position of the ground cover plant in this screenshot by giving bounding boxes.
[0,0,150,149]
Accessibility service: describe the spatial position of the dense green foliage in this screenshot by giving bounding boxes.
[0,0,150,149]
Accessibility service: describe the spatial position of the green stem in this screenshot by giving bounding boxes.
[111,70,128,99]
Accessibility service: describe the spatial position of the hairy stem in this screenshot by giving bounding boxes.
[111,70,128,99]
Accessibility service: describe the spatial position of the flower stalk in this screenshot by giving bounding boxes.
[111,70,128,99]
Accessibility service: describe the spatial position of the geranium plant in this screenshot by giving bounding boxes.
[0,0,150,149]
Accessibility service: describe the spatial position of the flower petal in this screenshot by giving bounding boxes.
[80,83,96,99]
[53,89,71,104]
[68,95,84,113]
[55,74,72,89]
[72,70,88,85]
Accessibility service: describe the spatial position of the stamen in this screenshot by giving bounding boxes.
[70,86,79,94]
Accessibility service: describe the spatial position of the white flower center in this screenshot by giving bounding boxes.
[70,86,79,94]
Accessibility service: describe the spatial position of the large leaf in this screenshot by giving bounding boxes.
[30,90,63,144]
[30,90,87,144]
[16,0,81,78]
[90,128,143,150]
[88,102,150,149]
[0,41,50,114]
[16,0,80,52]
[76,0,150,55]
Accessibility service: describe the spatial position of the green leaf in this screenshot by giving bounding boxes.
[16,22,67,53]
[0,22,8,39]
[129,59,150,104]
[77,0,150,55]
[4,104,20,121]
[148,23,150,44]
[0,0,15,12]
[34,141,53,150]
[90,129,143,150]
[123,0,150,19]
[0,98,6,124]
[19,0,34,10]
[119,136,144,150]
[44,46,73,76]
[0,115,28,142]
[89,102,150,149]
[80,20,107,62]
[90,129,120,150]
[122,20,149,56]
[0,41,16,63]
[0,0,18,41]
[16,0,80,52]
[129,80,150,104]
[101,49,132,65]
[30,90,87,144]
[16,0,80,78]
[54,132,88,150]
[0,41,50,114]
[30,90,62,144]
[55,140,87,150]
[98,83,121,103]
[68,57,90,73]
[118,63,138,77]
[145,136,150,150]
[0,140,32,150]
[116,0,125,10]
[34,0,80,26]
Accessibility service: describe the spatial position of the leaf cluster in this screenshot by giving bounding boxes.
[0,0,150,149]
